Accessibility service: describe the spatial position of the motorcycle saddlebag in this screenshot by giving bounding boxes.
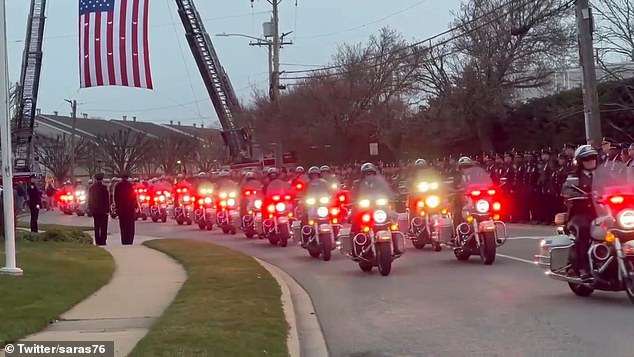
[337,227,353,255]
[255,213,264,235]
[397,213,409,234]
[291,221,302,244]
[537,235,574,271]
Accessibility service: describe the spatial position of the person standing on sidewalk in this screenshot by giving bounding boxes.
[114,172,137,245]
[88,173,110,246]
[27,175,41,233]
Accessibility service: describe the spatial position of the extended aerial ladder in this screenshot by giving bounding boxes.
[11,0,46,173]
[13,0,253,169]
[175,0,254,164]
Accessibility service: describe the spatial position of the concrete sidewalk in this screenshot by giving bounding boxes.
[14,236,187,357]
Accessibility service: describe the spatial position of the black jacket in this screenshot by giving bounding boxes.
[88,183,110,215]
[114,180,137,214]
[27,183,41,208]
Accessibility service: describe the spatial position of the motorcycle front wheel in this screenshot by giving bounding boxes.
[377,243,392,276]
[268,233,279,246]
[480,232,496,265]
[307,244,321,258]
[624,277,634,304]
[568,282,594,297]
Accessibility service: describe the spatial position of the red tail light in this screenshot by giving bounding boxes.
[339,195,346,202]
[416,200,424,208]
[273,195,280,201]
[361,213,371,223]
[296,183,303,190]
[331,207,340,216]
[245,190,251,196]
[284,195,291,201]
[487,189,496,195]
[470,190,481,197]
[267,204,275,213]
[492,202,501,211]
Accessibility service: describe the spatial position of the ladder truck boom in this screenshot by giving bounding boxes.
[12,0,47,173]
[175,0,254,164]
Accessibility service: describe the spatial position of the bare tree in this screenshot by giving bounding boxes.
[151,135,197,175]
[94,129,150,176]
[447,0,576,151]
[595,0,634,61]
[192,134,224,173]
[35,135,89,183]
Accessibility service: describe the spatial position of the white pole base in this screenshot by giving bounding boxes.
[0,266,23,276]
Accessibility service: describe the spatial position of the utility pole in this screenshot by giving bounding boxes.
[271,0,281,102]
[65,99,77,182]
[575,0,602,146]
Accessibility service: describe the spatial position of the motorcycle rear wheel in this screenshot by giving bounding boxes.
[568,282,594,297]
[359,261,373,272]
[268,234,279,246]
[321,233,332,261]
[308,244,321,258]
[454,249,470,261]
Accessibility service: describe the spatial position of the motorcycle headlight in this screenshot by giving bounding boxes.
[331,183,338,190]
[359,199,370,208]
[373,210,388,224]
[159,196,166,202]
[417,182,429,192]
[254,200,262,209]
[430,182,439,190]
[139,195,146,201]
[376,198,388,206]
[319,196,329,204]
[184,196,191,202]
[220,192,227,199]
[475,200,490,213]
[306,197,316,205]
[227,199,236,207]
[229,192,237,198]
[317,207,329,218]
[618,210,634,229]
[276,202,286,212]
[425,195,440,208]
[204,197,212,204]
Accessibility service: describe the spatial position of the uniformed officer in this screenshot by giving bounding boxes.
[88,173,110,246]
[524,152,540,223]
[537,149,555,224]
[114,172,137,245]
[552,153,571,215]
[26,174,41,232]
[511,152,526,223]
[497,153,514,222]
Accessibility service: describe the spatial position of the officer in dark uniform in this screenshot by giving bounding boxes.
[537,149,555,224]
[114,172,137,245]
[552,153,570,215]
[523,152,540,223]
[511,152,526,222]
[88,173,110,246]
[26,174,41,233]
[563,143,575,161]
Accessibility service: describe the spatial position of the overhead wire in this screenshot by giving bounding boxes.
[280,0,575,80]
[294,0,429,40]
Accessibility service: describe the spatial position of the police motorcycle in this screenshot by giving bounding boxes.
[194,182,215,230]
[215,176,241,234]
[535,162,634,303]
[337,173,405,276]
[173,185,194,225]
[452,166,507,265]
[59,184,75,215]
[134,183,150,221]
[407,179,453,251]
[262,179,295,247]
[149,184,170,223]
[241,184,263,239]
[292,178,338,261]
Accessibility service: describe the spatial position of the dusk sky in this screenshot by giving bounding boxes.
[6,0,462,127]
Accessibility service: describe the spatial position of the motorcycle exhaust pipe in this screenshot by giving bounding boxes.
[591,243,611,261]
[457,222,472,236]
[301,225,314,236]
[354,233,368,246]
[411,216,424,227]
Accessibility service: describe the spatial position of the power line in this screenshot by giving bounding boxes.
[281,0,575,80]
[295,0,429,40]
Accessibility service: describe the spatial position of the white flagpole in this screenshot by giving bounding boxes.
[0,0,22,276]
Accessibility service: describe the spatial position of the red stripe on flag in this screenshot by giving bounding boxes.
[119,0,129,86]
[131,0,141,88]
[94,12,104,86]
[143,0,152,89]
[107,10,116,85]
[83,15,92,88]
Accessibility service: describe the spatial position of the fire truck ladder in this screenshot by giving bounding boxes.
[12,0,46,172]
[175,0,252,163]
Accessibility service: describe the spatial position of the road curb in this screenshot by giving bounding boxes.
[253,257,328,357]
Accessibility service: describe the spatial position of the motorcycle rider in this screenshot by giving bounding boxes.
[241,171,263,217]
[407,159,443,213]
[307,166,321,181]
[562,145,598,280]
[450,156,481,230]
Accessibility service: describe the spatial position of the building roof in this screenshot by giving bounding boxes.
[110,120,189,139]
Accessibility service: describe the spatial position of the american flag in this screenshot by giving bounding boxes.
[79,0,153,89]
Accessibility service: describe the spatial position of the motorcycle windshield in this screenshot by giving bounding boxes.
[267,179,292,198]
[356,175,394,206]
[461,167,493,189]
[304,179,332,205]
[216,179,239,196]
[593,163,634,197]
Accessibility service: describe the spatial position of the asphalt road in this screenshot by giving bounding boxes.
[36,212,634,357]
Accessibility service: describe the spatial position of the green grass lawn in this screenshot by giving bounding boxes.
[135,239,288,356]
[16,222,94,232]
[0,240,114,347]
